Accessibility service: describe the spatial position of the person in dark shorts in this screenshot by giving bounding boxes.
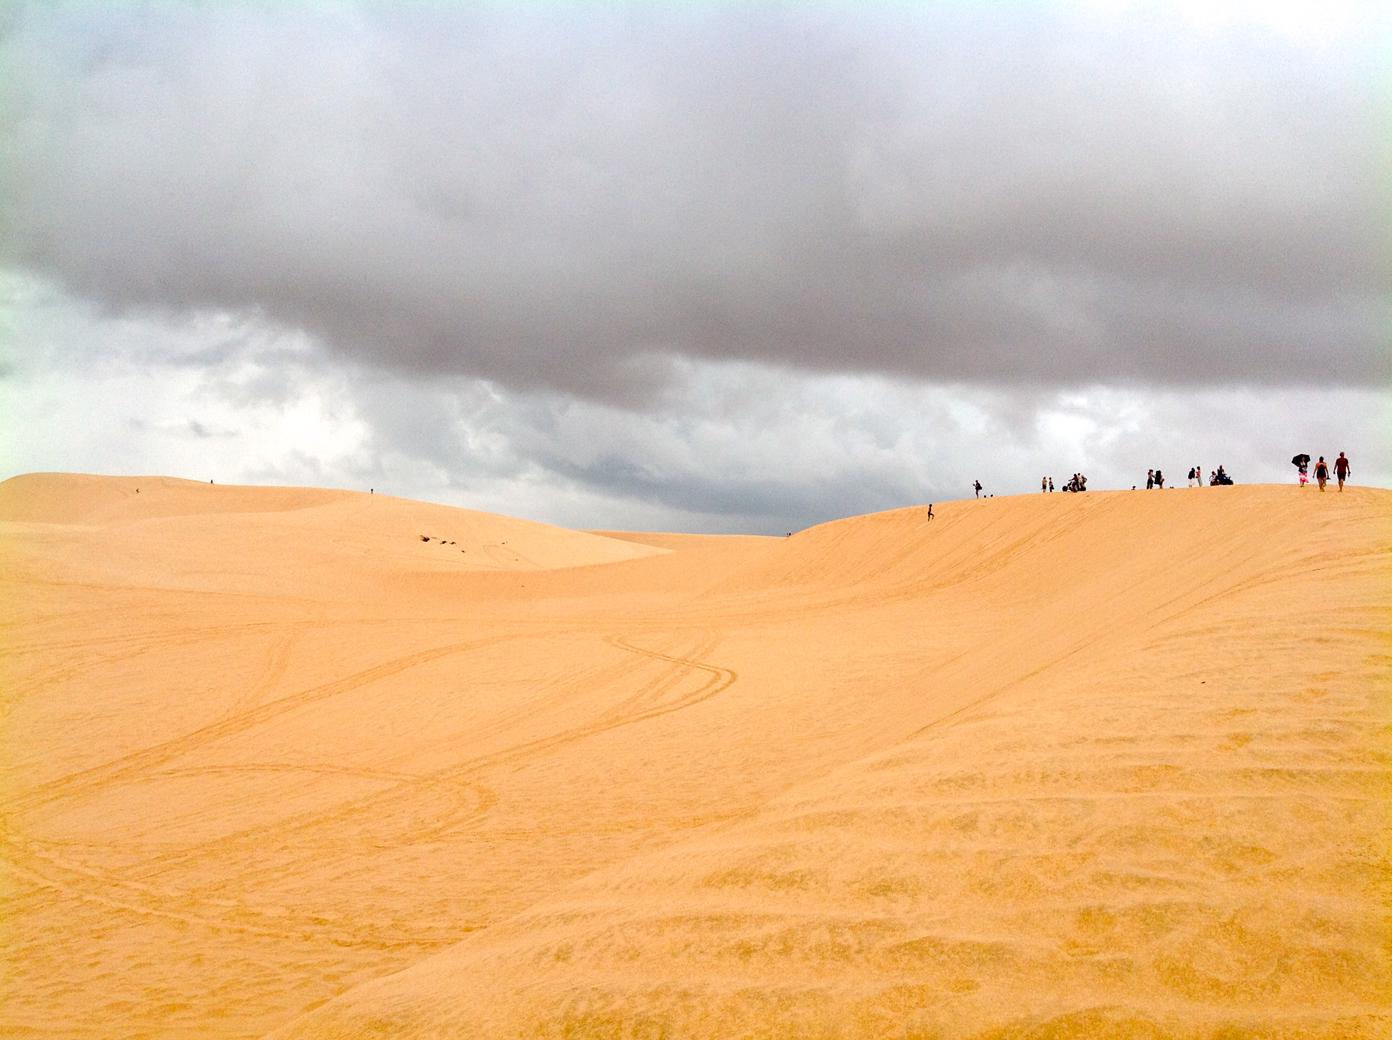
[1146,469,1154,490]
[973,480,983,498]
[1314,456,1330,491]
[926,503,935,521]
[1335,452,1350,491]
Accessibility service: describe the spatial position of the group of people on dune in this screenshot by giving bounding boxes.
[996,452,1356,501]
[1037,474,1087,493]
[1143,465,1230,489]
[1294,452,1350,491]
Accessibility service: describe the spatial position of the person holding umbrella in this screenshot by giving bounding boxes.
[1292,453,1310,487]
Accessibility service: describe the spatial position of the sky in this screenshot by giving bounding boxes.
[2,0,1388,533]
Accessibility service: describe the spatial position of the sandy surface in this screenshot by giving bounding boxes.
[1,473,1388,1039]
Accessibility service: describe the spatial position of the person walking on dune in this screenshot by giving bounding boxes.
[1314,456,1330,491]
[1335,452,1350,491]
[1042,477,1048,493]
[926,503,935,521]
[973,480,983,498]
[1146,469,1154,490]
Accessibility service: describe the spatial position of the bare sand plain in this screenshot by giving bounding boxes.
[1,473,1388,1040]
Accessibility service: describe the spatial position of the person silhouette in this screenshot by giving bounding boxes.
[1335,452,1350,491]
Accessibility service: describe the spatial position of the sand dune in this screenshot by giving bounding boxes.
[1,474,1388,1039]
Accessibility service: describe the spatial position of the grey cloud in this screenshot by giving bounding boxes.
[4,284,1389,534]
[2,3,1388,404]
[186,419,235,439]
[127,415,236,439]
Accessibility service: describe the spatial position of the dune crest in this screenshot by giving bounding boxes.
[2,475,1388,1039]
[0,473,666,594]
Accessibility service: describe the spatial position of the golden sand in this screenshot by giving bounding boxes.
[1,473,1388,1039]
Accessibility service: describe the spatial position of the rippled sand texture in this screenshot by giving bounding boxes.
[1,474,1388,1039]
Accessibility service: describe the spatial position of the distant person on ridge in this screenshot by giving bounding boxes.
[1335,452,1350,490]
[1314,456,1330,491]
[1042,477,1048,493]
[926,503,935,521]
[1155,469,1164,489]
[1048,476,1054,492]
[1146,469,1154,490]
[973,480,983,498]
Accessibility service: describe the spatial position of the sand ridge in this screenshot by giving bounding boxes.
[1,474,1388,1039]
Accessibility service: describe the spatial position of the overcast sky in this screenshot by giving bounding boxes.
[2,1,1388,533]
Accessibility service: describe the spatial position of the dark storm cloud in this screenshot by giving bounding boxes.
[2,2,1387,402]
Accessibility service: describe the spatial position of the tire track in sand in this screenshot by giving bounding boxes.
[12,632,531,814]
[1,632,736,951]
[0,817,481,951]
[130,629,736,872]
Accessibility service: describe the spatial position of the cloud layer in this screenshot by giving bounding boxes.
[4,2,1388,402]
[4,270,1388,534]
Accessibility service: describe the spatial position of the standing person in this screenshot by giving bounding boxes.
[973,480,983,498]
[1042,476,1048,493]
[1335,452,1350,491]
[1292,453,1311,487]
[1195,464,1202,487]
[1048,476,1054,492]
[1146,469,1154,490]
[1187,466,1197,487]
[1155,469,1164,489]
[1314,456,1329,491]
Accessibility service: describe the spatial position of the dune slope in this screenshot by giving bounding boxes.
[1,475,1387,1040]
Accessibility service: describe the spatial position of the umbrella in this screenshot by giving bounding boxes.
[1291,454,1310,468]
